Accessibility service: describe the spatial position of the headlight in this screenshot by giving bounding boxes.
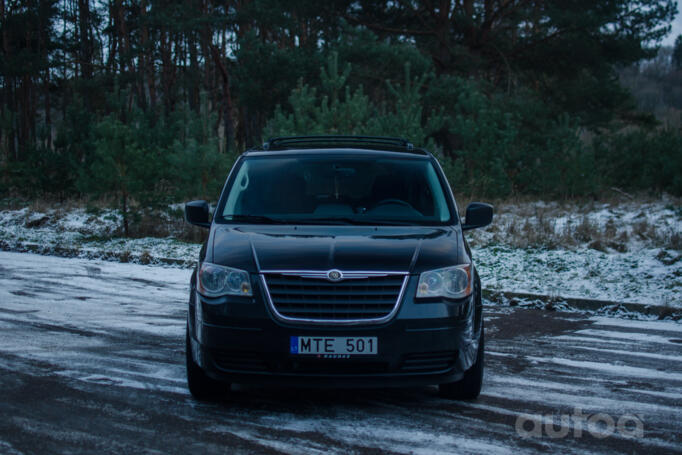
[417,265,472,299]
[197,262,252,297]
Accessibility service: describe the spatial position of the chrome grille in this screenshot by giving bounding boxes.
[261,271,407,324]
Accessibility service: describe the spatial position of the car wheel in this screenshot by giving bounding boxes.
[439,324,484,400]
[186,325,228,401]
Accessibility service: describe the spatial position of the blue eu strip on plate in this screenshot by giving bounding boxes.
[290,336,298,354]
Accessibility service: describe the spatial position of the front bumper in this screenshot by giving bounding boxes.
[188,275,481,387]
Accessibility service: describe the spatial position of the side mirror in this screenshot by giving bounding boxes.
[462,202,493,231]
[185,200,211,228]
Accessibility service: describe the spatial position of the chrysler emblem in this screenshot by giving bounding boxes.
[326,269,343,282]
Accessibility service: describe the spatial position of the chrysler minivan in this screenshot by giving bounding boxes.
[184,136,493,400]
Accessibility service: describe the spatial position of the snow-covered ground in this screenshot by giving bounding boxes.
[0,251,190,338]
[0,198,680,308]
[465,197,681,252]
[467,198,681,308]
[0,206,198,265]
[476,246,680,307]
[0,251,680,454]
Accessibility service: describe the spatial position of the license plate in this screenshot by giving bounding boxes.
[290,336,378,355]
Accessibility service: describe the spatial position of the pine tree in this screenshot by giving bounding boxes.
[265,53,445,146]
[78,108,159,237]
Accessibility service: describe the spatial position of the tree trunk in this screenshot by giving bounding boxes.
[160,29,174,115]
[78,0,93,80]
[209,44,234,154]
[116,0,129,76]
[121,191,129,237]
[44,69,51,149]
[188,33,199,111]
[107,0,118,73]
[1,0,10,162]
[140,0,156,109]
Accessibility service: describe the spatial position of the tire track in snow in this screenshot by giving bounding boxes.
[0,251,680,454]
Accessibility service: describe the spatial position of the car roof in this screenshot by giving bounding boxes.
[243,147,432,159]
[246,135,431,158]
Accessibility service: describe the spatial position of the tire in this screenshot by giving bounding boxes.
[186,326,228,401]
[439,324,484,400]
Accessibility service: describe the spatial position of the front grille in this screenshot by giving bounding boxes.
[262,272,406,323]
[400,351,458,373]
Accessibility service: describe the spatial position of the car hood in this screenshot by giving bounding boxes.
[209,224,462,274]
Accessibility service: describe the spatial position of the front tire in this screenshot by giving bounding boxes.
[186,326,228,401]
[439,324,484,400]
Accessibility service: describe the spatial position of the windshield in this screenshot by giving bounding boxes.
[218,155,453,225]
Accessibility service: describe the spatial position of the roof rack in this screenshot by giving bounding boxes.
[261,135,421,153]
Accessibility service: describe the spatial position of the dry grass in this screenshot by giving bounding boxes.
[20,197,206,243]
[654,228,682,251]
[658,298,681,320]
[119,250,132,263]
[139,251,152,264]
[462,193,681,252]
[6,193,681,252]
[129,209,208,243]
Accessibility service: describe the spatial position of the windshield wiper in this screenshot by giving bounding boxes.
[285,217,356,225]
[357,219,413,226]
[287,217,414,226]
[226,215,418,226]
[224,214,286,224]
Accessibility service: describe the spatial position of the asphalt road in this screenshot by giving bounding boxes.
[0,252,680,454]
